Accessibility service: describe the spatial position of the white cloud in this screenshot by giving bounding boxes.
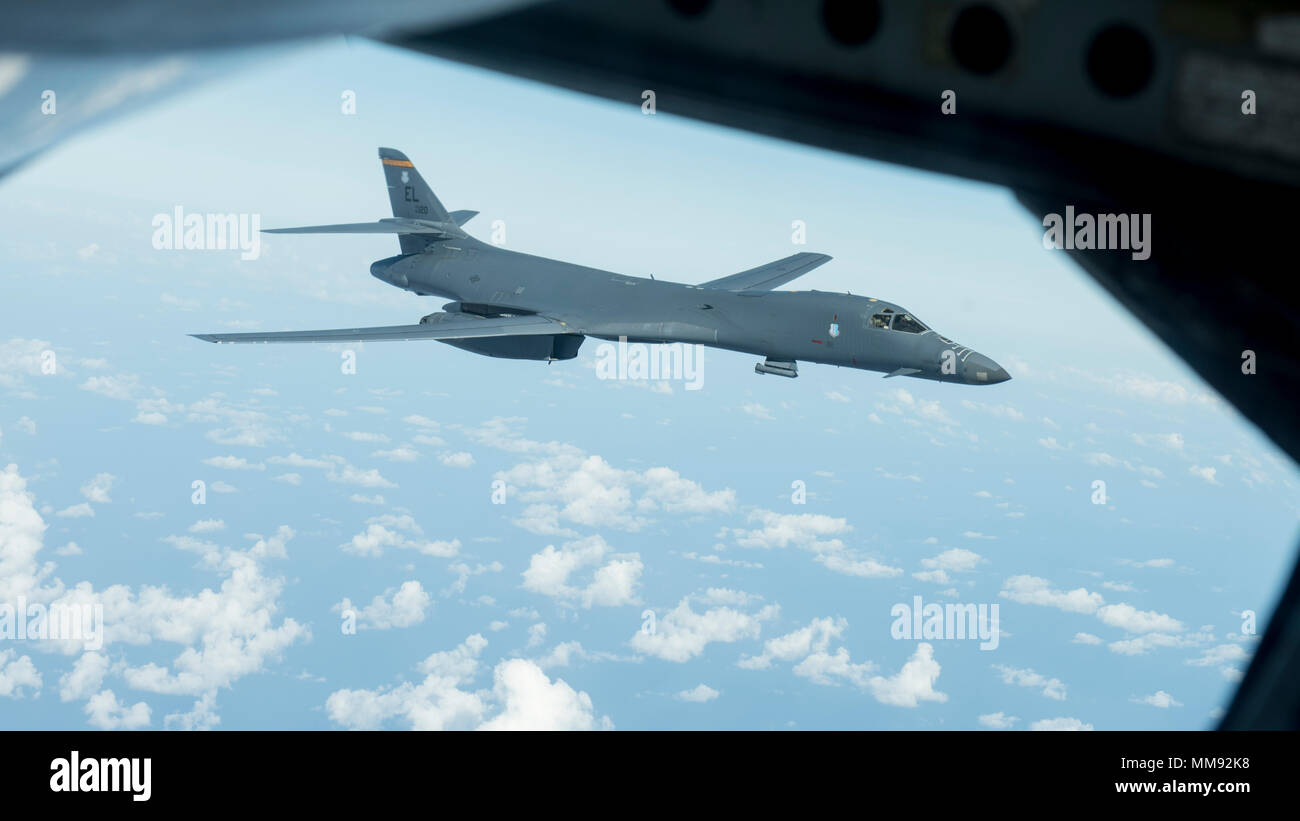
[740,616,847,670]
[521,535,642,609]
[722,509,900,578]
[1132,432,1184,451]
[59,652,109,702]
[863,643,947,707]
[325,635,489,730]
[55,502,94,519]
[373,447,419,463]
[440,451,475,468]
[1096,603,1184,634]
[479,659,611,730]
[994,664,1067,700]
[740,402,774,421]
[325,635,609,730]
[342,431,389,443]
[335,581,432,629]
[0,648,42,698]
[1000,575,1103,614]
[84,689,151,729]
[80,374,137,401]
[1186,643,1250,679]
[1132,690,1182,708]
[202,456,264,471]
[676,683,720,703]
[341,514,460,558]
[876,387,958,429]
[490,430,736,534]
[630,593,777,663]
[1029,717,1093,731]
[979,712,1019,729]
[915,548,983,584]
[961,400,1024,421]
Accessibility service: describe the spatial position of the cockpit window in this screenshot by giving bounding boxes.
[865,311,929,332]
[893,313,928,333]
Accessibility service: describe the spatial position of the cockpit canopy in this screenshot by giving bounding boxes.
[864,307,929,334]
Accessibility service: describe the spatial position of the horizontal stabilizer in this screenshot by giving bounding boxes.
[191,314,571,344]
[448,210,479,226]
[262,218,463,237]
[701,252,832,292]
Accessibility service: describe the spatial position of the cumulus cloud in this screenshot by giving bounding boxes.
[59,652,108,702]
[722,509,900,579]
[440,451,475,468]
[1096,603,1184,634]
[79,473,116,503]
[630,592,777,663]
[979,712,1019,729]
[84,690,151,729]
[1030,717,1093,731]
[0,465,308,728]
[739,618,945,707]
[1132,690,1182,708]
[1001,575,1186,650]
[325,634,610,730]
[202,456,264,471]
[341,514,460,558]
[521,535,642,609]
[0,648,42,698]
[472,418,735,534]
[676,683,720,703]
[1000,575,1103,614]
[479,659,611,730]
[335,581,432,630]
[739,616,846,670]
[994,665,1067,700]
[914,548,983,584]
[55,503,94,519]
[862,643,947,707]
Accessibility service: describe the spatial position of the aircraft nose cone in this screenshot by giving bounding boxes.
[966,353,1011,385]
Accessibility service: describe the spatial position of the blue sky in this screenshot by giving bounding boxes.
[0,39,1296,730]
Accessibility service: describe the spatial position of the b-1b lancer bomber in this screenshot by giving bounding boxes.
[193,148,1010,386]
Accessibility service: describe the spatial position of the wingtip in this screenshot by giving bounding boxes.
[190,334,219,343]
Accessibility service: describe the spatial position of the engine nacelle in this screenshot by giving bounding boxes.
[442,334,584,361]
[419,310,583,360]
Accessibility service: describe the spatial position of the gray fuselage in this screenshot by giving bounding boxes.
[370,237,1010,385]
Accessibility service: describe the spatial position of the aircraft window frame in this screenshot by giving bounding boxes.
[892,313,928,333]
[866,312,892,330]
